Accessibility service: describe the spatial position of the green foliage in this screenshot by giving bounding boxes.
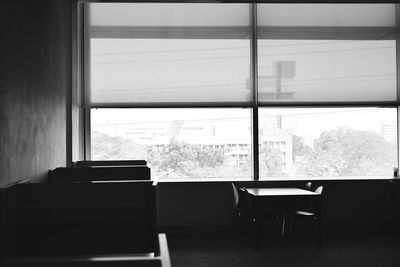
[147,139,249,178]
[292,134,312,160]
[302,127,396,177]
[259,146,285,177]
[92,127,396,179]
[91,131,146,160]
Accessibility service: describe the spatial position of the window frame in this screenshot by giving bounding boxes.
[75,1,400,181]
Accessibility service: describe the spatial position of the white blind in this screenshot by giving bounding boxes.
[91,3,250,27]
[256,4,397,103]
[87,3,397,106]
[89,3,251,106]
[257,4,395,27]
[257,40,396,103]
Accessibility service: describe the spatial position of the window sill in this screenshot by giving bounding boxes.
[153,176,397,183]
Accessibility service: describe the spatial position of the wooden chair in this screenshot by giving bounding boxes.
[287,186,323,249]
[231,183,248,232]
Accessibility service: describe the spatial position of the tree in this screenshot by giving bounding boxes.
[259,145,285,177]
[91,131,146,160]
[147,139,232,178]
[292,134,312,160]
[91,133,251,178]
[303,127,396,177]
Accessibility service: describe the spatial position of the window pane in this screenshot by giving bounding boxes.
[259,108,397,179]
[89,3,251,105]
[257,40,396,102]
[257,4,395,27]
[91,108,252,179]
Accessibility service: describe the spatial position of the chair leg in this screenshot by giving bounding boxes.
[281,213,286,241]
[288,216,294,244]
[252,217,261,251]
[316,216,322,250]
[236,211,241,233]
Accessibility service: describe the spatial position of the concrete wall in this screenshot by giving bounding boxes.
[0,0,71,186]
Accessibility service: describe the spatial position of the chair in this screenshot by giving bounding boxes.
[305,182,312,191]
[240,188,285,250]
[231,183,241,229]
[231,183,250,232]
[280,182,312,241]
[287,186,323,249]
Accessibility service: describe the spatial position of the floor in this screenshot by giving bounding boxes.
[168,234,400,267]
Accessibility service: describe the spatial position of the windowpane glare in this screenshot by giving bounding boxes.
[259,108,397,179]
[91,109,252,179]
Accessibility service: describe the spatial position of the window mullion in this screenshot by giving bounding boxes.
[83,3,91,160]
[250,3,259,181]
[396,3,400,171]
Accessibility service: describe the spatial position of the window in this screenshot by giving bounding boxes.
[91,108,252,179]
[81,2,398,180]
[259,108,397,179]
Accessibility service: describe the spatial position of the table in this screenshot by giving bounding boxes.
[246,188,320,197]
[245,187,322,250]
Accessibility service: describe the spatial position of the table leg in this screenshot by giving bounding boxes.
[316,196,322,250]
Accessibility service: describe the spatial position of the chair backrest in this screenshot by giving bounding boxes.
[231,183,239,208]
[315,186,324,194]
[1,181,158,258]
[49,166,151,182]
[305,182,312,191]
[240,188,253,214]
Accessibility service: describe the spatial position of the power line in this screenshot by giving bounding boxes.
[91,40,357,56]
[91,73,395,94]
[94,82,246,93]
[91,45,393,65]
[92,107,386,127]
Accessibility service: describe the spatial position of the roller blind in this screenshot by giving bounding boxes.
[257,4,395,27]
[88,3,251,106]
[257,4,397,104]
[91,3,249,27]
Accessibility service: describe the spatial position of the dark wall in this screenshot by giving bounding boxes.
[0,0,71,186]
